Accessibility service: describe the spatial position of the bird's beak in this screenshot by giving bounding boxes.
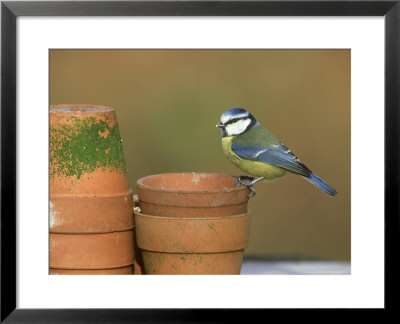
[216,123,224,128]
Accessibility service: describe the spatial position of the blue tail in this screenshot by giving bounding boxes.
[304,173,337,196]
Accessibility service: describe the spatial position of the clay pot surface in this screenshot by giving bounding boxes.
[49,104,137,275]
[50,104,129,196]
[50,230,135,270]
[135,212,250,274]
[141,251,244,275]
[135,212,250,253]
[50,189,134,234]
[136,173,249,217]
[50,266,133,275]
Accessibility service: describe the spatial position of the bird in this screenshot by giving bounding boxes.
[216,108,337,197]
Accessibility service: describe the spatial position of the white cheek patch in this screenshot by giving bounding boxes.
[225,118,252,136]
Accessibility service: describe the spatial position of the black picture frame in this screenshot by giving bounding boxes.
[1,0,399,321]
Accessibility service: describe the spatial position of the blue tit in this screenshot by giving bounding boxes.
[216,108,337,196]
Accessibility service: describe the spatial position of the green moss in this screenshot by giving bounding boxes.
[50,116,127,179]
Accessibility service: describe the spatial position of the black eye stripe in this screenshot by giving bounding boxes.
[226,117,241,125]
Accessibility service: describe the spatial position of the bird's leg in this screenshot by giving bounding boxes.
[246,177,264,197]
[233,176,264,198]
[247,185,257,198]
[249,176,265,186]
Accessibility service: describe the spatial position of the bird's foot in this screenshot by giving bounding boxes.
[232,175,264,198]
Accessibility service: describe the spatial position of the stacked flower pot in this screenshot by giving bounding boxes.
[134,173,251,274]
[49,104,135,274]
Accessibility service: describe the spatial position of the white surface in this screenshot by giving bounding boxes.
[17,17,384,308]
[241,260,351,275]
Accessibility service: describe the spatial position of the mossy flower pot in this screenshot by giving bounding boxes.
[134,173,251,274]
[50,104,129,196]
[49,104,135,275]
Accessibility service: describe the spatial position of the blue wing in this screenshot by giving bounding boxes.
[231,141,312,177]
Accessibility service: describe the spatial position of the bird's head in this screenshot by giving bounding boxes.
[216,108,258,137]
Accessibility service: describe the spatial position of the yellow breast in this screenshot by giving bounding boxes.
[221,136,289,181]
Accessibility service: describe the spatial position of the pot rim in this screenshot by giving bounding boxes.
[49,225,135,235]
[134,210,251,221]
[50,188,133,199]
[49,260,134,270]
[50,104,114,114]
[136,172,248,194]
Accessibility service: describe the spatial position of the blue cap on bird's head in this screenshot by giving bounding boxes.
[217,108,258,137]
[220,108,251,123]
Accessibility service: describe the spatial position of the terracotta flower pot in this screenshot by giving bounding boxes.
[136,173,250,218]
[50,104,129,196]
[134,173,251,274]
[49,104,136,274]
[49,231,135,270]
[50,190,134,234]
[135,212,250,274]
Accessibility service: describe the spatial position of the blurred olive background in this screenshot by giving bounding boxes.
[50,49,350,261]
